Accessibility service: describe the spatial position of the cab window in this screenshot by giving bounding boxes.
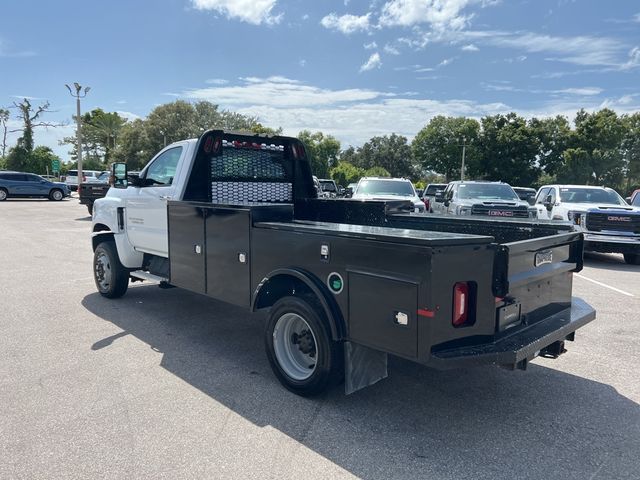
[143,147,183,187]
[535,187,550,204]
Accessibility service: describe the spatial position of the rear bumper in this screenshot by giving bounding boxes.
[429,297,595,369]
[584,233,640,254]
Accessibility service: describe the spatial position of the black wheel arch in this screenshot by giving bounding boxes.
[252,268,346,341]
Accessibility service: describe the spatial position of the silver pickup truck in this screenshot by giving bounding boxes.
[433,181,535,219]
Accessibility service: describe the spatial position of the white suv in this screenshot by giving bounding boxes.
[352,177,425,213]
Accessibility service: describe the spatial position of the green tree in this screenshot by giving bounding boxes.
[62,109,128,165]
[363,166,391,177]
[27,146,61,175]
[351,134,414,178]
[412,116,480,181]
[330,161,363,186]
[0,108,9,158]
[529,115,571,177]
[297,130,341,177]
[111,119,151,170]
[476,113,541,186]
[620,113,640,192]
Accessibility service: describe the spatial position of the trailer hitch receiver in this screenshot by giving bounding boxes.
[540,341,566,359]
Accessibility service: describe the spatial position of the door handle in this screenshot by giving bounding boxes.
[160,195,172,200]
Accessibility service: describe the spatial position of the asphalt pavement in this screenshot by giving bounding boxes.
[0,198,638,479]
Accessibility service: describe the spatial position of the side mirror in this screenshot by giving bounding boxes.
[417,191,424,199]
[527,197,536,206]
[543,194,553,210]
[111,162,128,189]
[345,187,353,198]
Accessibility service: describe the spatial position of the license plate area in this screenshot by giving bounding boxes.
[497,302,522,331]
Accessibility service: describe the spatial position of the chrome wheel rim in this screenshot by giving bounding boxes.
[94,251,112,291]
[0,190,6,200]
[52,190,63,200]
[273,313,318,381]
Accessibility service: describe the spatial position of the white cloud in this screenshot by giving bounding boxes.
[622,46,640,70]
[383,44,400,55]
[302,14,309,20]
[359,52,382,72]
[190,0,281,25]
[379,0,475,30]
[364,41,378,50]
[438,57,455,67]
[554,87,603,96]
[299,59,307,67]
[461,43,478,51]
[205,78,229,85]
[634,13,640,22]
[116,100,127,105]
[116,111,142,121]
[320,12,371,34]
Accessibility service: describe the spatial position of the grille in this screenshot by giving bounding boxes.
[586,211,640,234]
[470,204,529,218]
[210,142,292,204]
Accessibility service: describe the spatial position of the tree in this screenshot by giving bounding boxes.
[0,108,9,158]
[412,116,480,181]
[330,161,363,186]
[568,109,626,186]
[363,166,391,177]
[297,130,341,177]
[28,146,61,175]
[111,119,151,170]
[12,99,58,154]
[621,112,640,191]
[62,109,128,165]
[351,134,414,178]
[476,113,541,186]
[529,115,571,177]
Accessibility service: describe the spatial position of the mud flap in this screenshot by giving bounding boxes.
[344,342,388,395]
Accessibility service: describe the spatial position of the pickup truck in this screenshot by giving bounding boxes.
[433,181,535,218]
[91,130,595,396]
[535,184,640,265]
[79,172,111,214]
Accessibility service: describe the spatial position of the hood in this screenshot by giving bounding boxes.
[458,199,528,208]
[560,202,640,213]
[353,193,421,204]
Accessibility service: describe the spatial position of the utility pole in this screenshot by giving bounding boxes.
[65,82,90,192]
[460,137,466,181]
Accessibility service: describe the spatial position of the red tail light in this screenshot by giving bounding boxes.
[452,282,469,327]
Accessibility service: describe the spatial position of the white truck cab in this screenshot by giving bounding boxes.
[92,140,196,264]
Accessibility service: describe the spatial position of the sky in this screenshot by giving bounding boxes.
[1,0,639,162]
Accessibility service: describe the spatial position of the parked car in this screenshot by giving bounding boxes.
[0,171,70,201]
[433,181,534,218]
[318,178,339,198]
[535,184,640,264]
[420,183,447,213]
[512,187,537,204]
[352,177,425,213]
[62,170,106,191]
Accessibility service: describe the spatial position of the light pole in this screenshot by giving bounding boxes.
[460,137,467,181]
[65,82,90,192]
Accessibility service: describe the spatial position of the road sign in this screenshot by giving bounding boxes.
[52,159,60,172]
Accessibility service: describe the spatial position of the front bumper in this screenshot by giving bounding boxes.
[584,233,640,254]
[429,297,595,369]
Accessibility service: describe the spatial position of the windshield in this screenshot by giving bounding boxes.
[425,184,446,195]
[356,179,415,196]
[97,172,110,181]
[458,183,518,201]
[559,187,626,205]
[319,180,336,192]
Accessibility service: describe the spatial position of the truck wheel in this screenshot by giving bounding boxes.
[49,189,64,201]
[265,296,341,396]
[623,253,640,265]
[93,241,129,298]
[87,203,93,215]
[0,188,7,201]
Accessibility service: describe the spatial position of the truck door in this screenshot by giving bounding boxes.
[535,187,552,220]
[125,146,185,257]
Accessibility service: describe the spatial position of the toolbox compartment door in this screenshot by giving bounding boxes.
[348,272,418,358]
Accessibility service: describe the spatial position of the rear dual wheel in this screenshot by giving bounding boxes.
[265,296,342,396]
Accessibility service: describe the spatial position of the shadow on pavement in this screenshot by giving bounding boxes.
[82,286,639,480]
[583,252,639,272]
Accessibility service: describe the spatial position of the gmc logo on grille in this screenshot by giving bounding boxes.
[489,210,514,217]
[607,216,631,222]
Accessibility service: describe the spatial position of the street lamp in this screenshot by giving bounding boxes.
[65,82,90,192]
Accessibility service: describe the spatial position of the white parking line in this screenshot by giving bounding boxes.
[575,274,635,298]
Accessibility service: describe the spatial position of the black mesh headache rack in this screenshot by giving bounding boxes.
[183,130,316,204]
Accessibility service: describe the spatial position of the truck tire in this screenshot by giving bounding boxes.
[49,189,64,201]
[93,240,129,298]
[623,253,640,265]
[265,295,342,396]
[0,188,7,201]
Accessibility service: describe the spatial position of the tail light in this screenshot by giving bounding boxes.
[452,282,475,327]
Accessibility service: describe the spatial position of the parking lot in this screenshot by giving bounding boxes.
[1,198,639,480]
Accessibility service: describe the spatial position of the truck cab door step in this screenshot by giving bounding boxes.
[130,270,169,284]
